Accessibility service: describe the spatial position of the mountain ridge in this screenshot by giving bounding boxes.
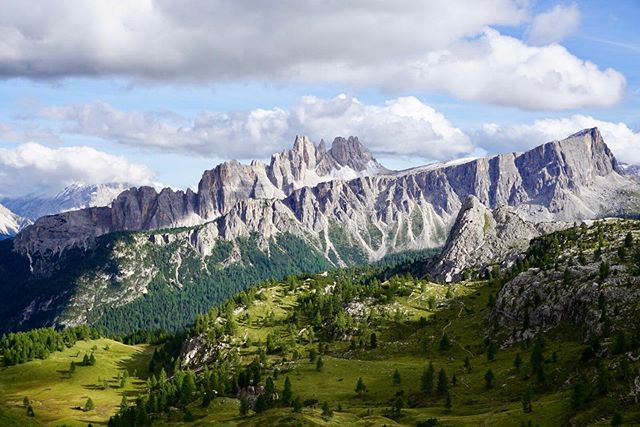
[13,128,639,278]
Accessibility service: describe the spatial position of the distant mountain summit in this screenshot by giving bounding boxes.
[2,182,135,222]
[0,203,30,240]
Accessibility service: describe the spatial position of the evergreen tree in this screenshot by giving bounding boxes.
[264,377,276,404]
[392,369,401,386]
[89,353,96,366]
[69,361,76,375]
[451,374,457,386]
[484,369,495,388]
[487,341,497,361]
[282,376,293,405]
[26,404,35,417]
[625,232,633,248]
[355,377,366,398]
[370,332,378,349]
[292,396,302,413]
[255,394,268,413]
[572,379,587,409]
[392,397,404,418]
[444,392,452,413]
[439,333,451,351]
[239,396,250,416]
[611,412,623,427]
[514,353,522,371]
[316,356,324,372]
[437,368,448,394]
[421,362,435,393]
[530,340,545,382]
[321,401,333,418]
[84,397,95,412]
[181,370,197,404]
[158,368,167,385]
[521,388,533,413]
[597,362,610,395]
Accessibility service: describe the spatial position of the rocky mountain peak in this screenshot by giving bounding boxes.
[329,136,374,171]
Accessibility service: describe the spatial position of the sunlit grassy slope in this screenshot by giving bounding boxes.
[152,275,633,426]
[0,338,153,426]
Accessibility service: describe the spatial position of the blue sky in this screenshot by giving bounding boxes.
[0,0,639,196]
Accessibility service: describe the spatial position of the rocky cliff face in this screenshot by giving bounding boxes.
[13,128,639,277]
[430,196,571,282]
[488,219,640,344]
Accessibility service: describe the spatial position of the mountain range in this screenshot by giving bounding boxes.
[1,127,638,334]
[0,182,136,240]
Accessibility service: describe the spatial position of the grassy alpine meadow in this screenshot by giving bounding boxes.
[145,272,627,427]
[0,338,153,426]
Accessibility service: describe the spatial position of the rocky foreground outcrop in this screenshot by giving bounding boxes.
[431,195,571,282]
[489,219,640,344]
[13,128,640,277]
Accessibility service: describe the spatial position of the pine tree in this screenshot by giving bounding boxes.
[444,392,452,413]
[597,362,610,395]
[321,401,333,418]
[625,232,633,248]
[282,376,293,405]
[514,353,522,371]
[421,362,435,393]
[255,394,268,413]
[437,369,448,394]
[392,369,401,386]
[89,353,96,366]
[292,396,302,413]
[439,333,451,351]
[611,412,623,427]
[370,333,378,349]
[484,369,495,388]
[392,397,404,418]
[69,361,76,375]
[530,340,545,382]
[572,379,587,409]
[521,388,533,413]
[181,371,197,404]
[487,341,497,361]
[355,377,366,397]
[159,368,167,385]
[84,397,95,412]
[239,396,250,416]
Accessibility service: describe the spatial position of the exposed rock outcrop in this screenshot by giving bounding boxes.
[431,196,571,282]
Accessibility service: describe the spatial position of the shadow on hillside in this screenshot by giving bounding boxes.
[114,346,154,380]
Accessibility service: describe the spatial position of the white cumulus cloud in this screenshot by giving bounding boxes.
[0,143,156,197]
[528,3,581,45]
[31,95,474,161]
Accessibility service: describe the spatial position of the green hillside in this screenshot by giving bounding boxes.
[0,338,153,426]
